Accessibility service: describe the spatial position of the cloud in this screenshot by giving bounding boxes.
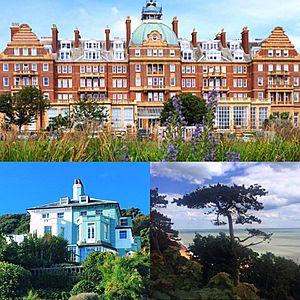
[151,162,235,185]
[111,16,140,39]
[112,7,119,15]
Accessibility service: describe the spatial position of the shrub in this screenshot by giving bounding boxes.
[71,280,97,296]
[0,261,31,298]
[69,293,99,300]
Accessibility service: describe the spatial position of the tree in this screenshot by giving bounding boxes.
[190,233,258,283]
[0,213,30,235]
[160,93,207,126]
[0,261,32,299]
[49,113,72,132]
[173,184,269,243]
[73,96,107,131]
[0,87,50,131]
[150,189,178,255]
[241,252,300,300]
[79,251,150,299]
[173,183,270,284]
[18,234,69,268]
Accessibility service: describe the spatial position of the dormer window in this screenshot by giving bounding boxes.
[79,195,89,203]
[60,196,70,205]
[206,50,221,61]
[230,42,239,51]
[61,42,71,49]
[42,213,49,219]
[183,51,193,61]
[85,41,100,50]
[84,51,100,60]
[60,51,71,60]
[14,48,20,56]
[268,50,273,57]
[120,218,129,226]
[234,50,244,61]
[284,50,289,57]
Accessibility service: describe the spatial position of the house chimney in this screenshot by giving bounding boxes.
[74,27,81,48]
[242,26,250,54]
[105,26,111,51]
[10,23,20,41]
[73,179,83,201]
[220,29,227,48]
[126,16,131,48]
[52,24,59,53]
[172,16,179,37]
[191,29,197,48]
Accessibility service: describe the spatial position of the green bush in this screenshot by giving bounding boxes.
[0,261,31,299]
[71,280,97,296]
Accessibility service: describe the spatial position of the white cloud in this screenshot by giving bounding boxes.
[151,162,235,185]
[112,7,119,15]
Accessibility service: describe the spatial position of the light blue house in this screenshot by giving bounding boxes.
[28,179,141,262]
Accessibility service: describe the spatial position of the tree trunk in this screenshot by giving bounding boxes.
[39,110,43,130]
[226,212,240,285]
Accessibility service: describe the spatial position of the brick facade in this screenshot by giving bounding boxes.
[0,1,299,131]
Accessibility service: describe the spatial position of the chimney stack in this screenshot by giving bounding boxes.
[126,16,131,48]
[241,27,250,54]
[191,29,197,48]
[220,29,227,48]
[52,24,59,53]
[10,23,20,41]
[74,27,81,48]
[172,16,179,37]
[105,26,111,51]
[73,179,83,201]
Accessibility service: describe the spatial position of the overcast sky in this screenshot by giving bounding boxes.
[1,0,300,50]
[151,163,300,230]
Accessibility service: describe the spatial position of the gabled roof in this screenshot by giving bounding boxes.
[260,26,296,50]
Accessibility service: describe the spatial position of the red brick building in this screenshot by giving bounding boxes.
[0,0,300,131]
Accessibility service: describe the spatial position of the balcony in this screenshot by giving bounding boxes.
[13,70,38,76]
[203,72,227,78]
[202,86,229,92]
[80,72,105,78]
[267,84,294,91]
[143,85,170,93]
[268,70,290,76]
[78,86,107,92]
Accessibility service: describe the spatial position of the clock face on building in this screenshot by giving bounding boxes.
[152,34,158,41]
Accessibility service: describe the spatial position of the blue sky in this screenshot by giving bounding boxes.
[1,0,300,50]
[151,163,300,229]
[0,163,150,215]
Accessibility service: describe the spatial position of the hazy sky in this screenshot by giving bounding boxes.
[1,0,300,50]
[0,163,150,215]
[151,163,300,230]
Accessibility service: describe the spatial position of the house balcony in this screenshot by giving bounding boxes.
[78,86,107,92]
[143,85,170,93]
[13,70,38,76]
[266,84,294,91]
[268,70,290,76]
[203,72,227,78]
[202,86,229,92]
[80,72,105,78]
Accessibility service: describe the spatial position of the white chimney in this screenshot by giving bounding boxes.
[73,179,83,201]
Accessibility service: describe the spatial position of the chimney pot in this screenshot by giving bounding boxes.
[126,16,132,48]
[74,28,81,48]
[191,29,197,48]
[52,24,59,53]
[105,26,111,51]
[242,26,250,54]
[172,16,179,37]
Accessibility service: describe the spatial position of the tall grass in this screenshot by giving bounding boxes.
[0,133,300,162]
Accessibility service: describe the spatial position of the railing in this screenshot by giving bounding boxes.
[157,126,197,141]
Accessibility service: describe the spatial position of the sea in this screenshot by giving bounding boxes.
[178,228,300,263]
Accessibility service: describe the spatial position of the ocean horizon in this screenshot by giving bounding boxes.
[178,228,300,263]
